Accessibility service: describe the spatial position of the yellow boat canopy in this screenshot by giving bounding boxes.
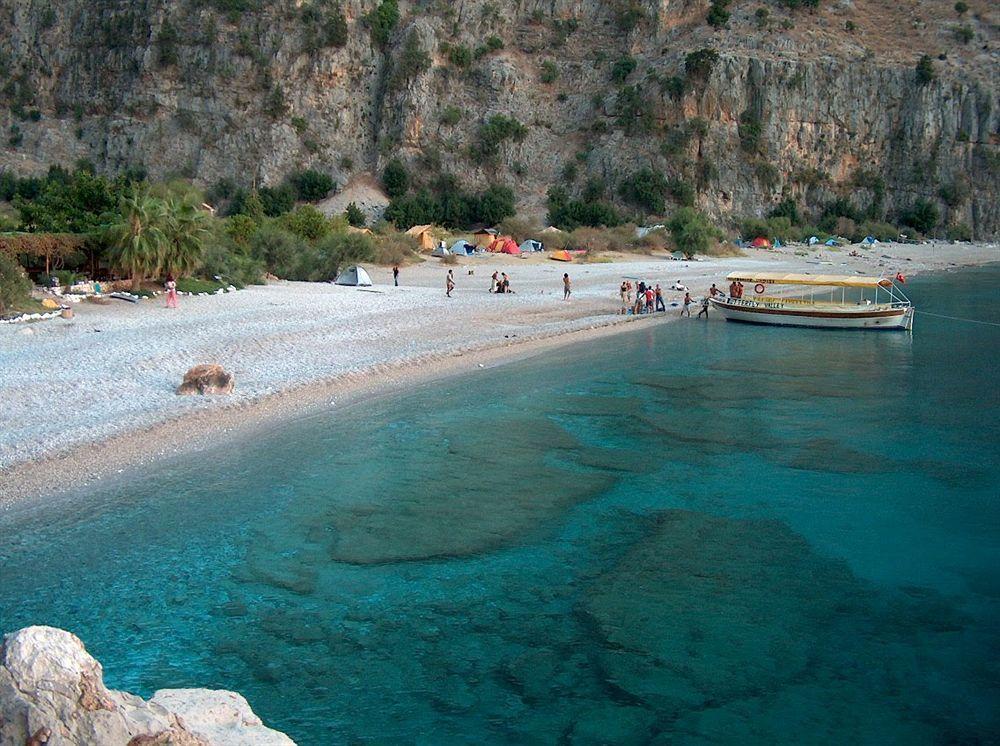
[725,272,892,288]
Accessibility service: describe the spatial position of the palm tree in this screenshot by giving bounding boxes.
[162,194,211,277]
[106,193,168,290]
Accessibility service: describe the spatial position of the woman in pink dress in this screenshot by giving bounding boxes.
[165,273,179,309]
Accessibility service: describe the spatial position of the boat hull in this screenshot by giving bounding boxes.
[709,298,912,330]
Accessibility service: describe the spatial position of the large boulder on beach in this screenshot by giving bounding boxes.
[177,364,235,395]
[0,626,293,745]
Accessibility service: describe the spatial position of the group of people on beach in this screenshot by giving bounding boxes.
[489,271,514,294]
[620,280,667,315]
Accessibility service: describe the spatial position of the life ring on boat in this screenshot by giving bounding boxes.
[754,283,766,295]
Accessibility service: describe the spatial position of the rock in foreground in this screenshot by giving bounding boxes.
[0,626,293,745]
[177,364,235,395]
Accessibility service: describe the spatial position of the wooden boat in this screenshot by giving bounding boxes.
[710,272,914,330]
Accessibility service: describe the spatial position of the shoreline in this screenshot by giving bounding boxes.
[2,246,995,507]
[0,312,668,506]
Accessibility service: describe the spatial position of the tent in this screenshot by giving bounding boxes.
[550,249,572,262]
[540,226,563,234]
[808,236,820,245]
[335,265,373,286]
[489,236,521,255]
[405,224,436,251]
[773,238,783,248]
[431,244,450,257]
[861,236,878,246]
[449,239,473,256]
[824,238,840,246]
[749,237,771,248]
[519,239,543,253]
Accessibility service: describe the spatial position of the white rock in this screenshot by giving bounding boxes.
[151,690,295,746]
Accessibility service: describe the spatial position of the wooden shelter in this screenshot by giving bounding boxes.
[404,224,436,251]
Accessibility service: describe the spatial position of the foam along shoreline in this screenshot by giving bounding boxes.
[0,242,995,505]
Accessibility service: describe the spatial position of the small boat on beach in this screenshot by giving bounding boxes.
[710,272,914,330]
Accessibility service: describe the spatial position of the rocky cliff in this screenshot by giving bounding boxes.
[1,0,997,235]
[0,626,293,745]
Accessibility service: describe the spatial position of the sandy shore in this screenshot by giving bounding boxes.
[1,240,996,504]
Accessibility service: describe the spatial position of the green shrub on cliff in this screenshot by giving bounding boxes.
[684,48,719,87]
[901,199,940,234]
[367,0,399,49]
[382,159,409,198]
[470,115,528,164]
[915,55,935,85]
[707,0,731,27]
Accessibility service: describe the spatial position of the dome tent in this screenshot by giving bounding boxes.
[431,244,450,257]
[335,265,373,286]
[450,240,474,256]
[519,239,544,253]
[749,237,771,248]
[489,236,521,255]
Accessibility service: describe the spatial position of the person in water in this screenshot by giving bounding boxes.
[697,293,710,318]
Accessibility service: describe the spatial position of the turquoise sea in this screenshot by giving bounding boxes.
[1,266,998,743]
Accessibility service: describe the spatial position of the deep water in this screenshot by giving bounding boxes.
[2,267,998,743]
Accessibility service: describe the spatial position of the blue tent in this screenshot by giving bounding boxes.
[808,236,820,245]
[773,238,783,248]
[825,238,839,246]
[519,239,543,252]
[449,239,473,256]
[861,236,878,246]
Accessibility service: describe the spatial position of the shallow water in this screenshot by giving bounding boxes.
[2,267,998,743]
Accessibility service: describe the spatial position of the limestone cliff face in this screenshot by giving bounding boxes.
[1,0,997,235]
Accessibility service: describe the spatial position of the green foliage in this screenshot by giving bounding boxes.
[668,207,721,257]
[780,0,820,8]
[161,192,212,276]
[367,0,399,49]
[0,252,32,314]
[610,55,637,83]
[288,169,335,201]
[755,7,770,27]
[302,2,348,51]
[660,125,692,158]
[197,237,265,286]
[738,109,763,153]
[915,55,934,86]
[290,116,308,134]
[385,182,515,230]
[946,222,972,241]
[225,214,259,246]
[157,20,180,66]
[953,25,974,44]
[619,168,669,214]
[264,84,287,118]
[901,199,939,234]
[769,198,801,224]
[470,115,528,164]
[439,106,462,126]
[277,204,331,241]
[540,60,559,84]
[546,186,621,230]
[615,86,653,136]
[613,1,646,31]
[345,202,366,227]
[392,31,431,89]
[15,168,123,234]
[259,184,296,216]
[953,0,968,13]
[561,162,578,182]
[104,192,169,289]
[707,0,731,27]
[938,178,969,207]
[249,225,309,278]
[659,75,685,99]
[684,48,719,86]
[668,179,696,207]
[382,159,409,198]
[448,44,472,67]
[8,125,22,147]
[485,35,504,51]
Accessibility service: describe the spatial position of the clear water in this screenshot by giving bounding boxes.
[2,267,998,743]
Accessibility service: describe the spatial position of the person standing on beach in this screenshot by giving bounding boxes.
[165,273,179,309]
[655,284,665,312]
[563,273,571,300]
[393,265,399,287]
[681,292,692,317]
[446,270,455,298]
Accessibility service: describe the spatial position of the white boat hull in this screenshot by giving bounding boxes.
[709,298,913,330]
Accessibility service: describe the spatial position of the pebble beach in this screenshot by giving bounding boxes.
[1,241,995,503]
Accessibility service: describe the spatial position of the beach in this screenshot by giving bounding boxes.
[1,241,995,503]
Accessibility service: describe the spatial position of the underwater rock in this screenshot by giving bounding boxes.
[0,626,293,745]
[177,364,235,395]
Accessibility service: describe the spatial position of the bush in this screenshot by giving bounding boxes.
[540,60,559,84]
[448,44,472,67]
[915,55,934,86]
[619,168,669,214]
[345,202,366,227]
[953,25,974,44]
[954,1,968,14]
[259,183,296,216]
[249,225,310,278]
[738,110,763,153]
[382,159,409,197]
[277,205,331,242]
[176,277,225,293]
[668,207,722,258]
[157,20,180,66]
[707,0,730,27]
[470,115,528,164]
[684,48,719,87]
[615,85,653,135]
[0,253,32,313]
[440,106,462,126]
[938,178,969,207]
[288,169,335,201]
[901,199,940,234]
[946,222,972,241]
[310,231,374,280]
[486,35,504,51]
[367,0,399,48]
[264,85,287,118]
[546,186,621,230]
[610,55,637,83]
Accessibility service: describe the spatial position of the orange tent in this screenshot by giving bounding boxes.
[488,236,521,255]
[550,250,572,262]
[749,237,771,248]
